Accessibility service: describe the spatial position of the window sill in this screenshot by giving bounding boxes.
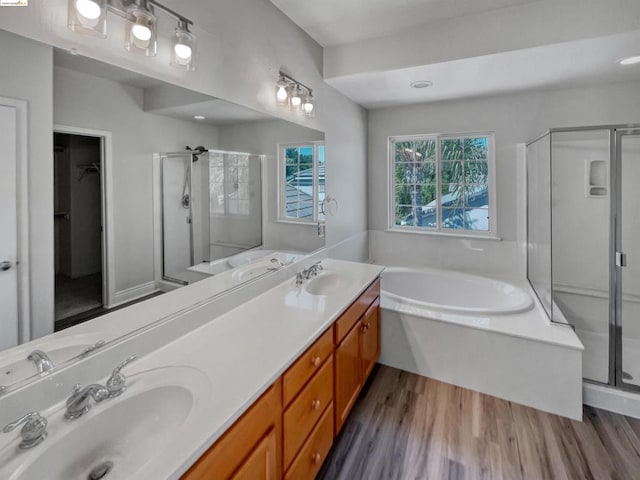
[276,219,320,227]
[385,227,502,241]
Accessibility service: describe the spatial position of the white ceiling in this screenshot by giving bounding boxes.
[269,0,541,47]
[326,31,640,109]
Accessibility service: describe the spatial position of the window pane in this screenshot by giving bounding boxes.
[441,183,464,207]
[395,142,414,162]
[464,137,488,160]
[415,139,436,161]
[464,161,488,183]
[462,184,489,208]
[465,208,489,231]
[441,161,464,185]
[441,208,466,229]
[441,139,465,161]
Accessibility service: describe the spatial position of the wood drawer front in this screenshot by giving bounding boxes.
[335,278,380,343]
[283,357,334,468]
[182,381,281,480]
[230,428,277,480]
[285,403,334,480]
[283,328,333,406]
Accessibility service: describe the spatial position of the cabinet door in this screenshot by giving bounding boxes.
[335,322,363,433]
[231,429,277,480]
[360,298,380,379]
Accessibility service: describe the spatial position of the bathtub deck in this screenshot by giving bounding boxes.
[319,365,640,480]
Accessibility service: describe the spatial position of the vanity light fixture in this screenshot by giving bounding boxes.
[171,19,196,70]
[275,72,315,117]
[68,0,196,69]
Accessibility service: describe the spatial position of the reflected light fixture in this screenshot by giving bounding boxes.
[68,0,196,70]
[125,0,157,56]
[276,72,315,117]
[619,55,640,65]
[68,0,107,37]
[171,19,196,70]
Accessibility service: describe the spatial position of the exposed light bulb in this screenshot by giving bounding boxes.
[290,90,302,108]
[303,102,314,114]
[132,23,152,41]
[619,55,640,65]
[174,43,192,60]
[276,86,288,102]
[76,0,101,19]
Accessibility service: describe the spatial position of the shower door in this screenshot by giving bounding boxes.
[617,129,640,390]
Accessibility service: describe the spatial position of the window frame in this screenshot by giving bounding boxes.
[387,132,498,238]
[277,141,325,225]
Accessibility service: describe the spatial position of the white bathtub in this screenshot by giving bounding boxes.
[382,267,533,315]
[378,266,584,420]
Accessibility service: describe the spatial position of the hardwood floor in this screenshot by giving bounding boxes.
[319,365,640,480]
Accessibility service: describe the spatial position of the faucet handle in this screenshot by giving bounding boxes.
[2,412,48,449]
[106,355,137,397]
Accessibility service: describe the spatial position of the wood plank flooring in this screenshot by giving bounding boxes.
[318,365,640,480]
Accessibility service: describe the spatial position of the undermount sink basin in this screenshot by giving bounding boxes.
[304,273,347,296]
[0,366,211,480]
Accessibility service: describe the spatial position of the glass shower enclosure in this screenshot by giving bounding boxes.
[526,125,640,392]
[157,150,263,284]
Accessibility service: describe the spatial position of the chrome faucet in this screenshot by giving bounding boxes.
[65,384,110,420]
[2,412,48,449]
[296,261,324,285]
[27,350,55,374]
[64,355,136,420]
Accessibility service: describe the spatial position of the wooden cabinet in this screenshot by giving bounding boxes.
[361,298,380,380]
[335,318,363,433]
[335,281,381,434]
[231,428,277,480]
[181,381,282,480]
[183,276,381,480]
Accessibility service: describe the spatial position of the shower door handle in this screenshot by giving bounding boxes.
[616,252,627,267]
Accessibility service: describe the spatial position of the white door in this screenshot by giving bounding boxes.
[0,104,18,349]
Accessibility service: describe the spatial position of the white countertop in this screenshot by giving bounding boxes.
[119,259,383,479]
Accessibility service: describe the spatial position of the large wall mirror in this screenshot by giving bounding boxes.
[0,31,326,394]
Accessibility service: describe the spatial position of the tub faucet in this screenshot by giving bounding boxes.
[27,350,55,374]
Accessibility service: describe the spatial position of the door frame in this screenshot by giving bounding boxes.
[613,127,640,393]
[1,96,30,343]
[53,125,116,308]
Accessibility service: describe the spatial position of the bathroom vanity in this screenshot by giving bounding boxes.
[182,273,381,480]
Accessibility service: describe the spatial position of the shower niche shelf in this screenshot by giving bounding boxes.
[585,159,608,198]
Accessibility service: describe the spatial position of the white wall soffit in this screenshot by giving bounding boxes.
[328,31,640,109]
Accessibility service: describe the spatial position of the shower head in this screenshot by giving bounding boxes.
[186,145,207,155]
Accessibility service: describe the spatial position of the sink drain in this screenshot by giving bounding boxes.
[88,461,114,480]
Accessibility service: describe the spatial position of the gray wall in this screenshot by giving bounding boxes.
[54,66,220,304]
[0,31,54,339]
[368,81,640,275]
[0,0,369,337]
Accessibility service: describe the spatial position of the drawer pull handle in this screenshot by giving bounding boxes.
[311,399,321,410]
[312,452,322,464]
[361,323,370,332]
[311,356,321,367]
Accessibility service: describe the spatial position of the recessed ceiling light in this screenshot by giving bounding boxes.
[618,55,640,65]
[193,115,206,120]
[410,80,433,89]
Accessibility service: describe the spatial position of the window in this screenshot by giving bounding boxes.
[278,142,325,223]
[389,133,495,235]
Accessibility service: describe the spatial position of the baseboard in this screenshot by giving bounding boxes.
[583,382,640,419]
[111,281,157,308]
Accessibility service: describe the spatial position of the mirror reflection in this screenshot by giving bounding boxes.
[0,33,325,392]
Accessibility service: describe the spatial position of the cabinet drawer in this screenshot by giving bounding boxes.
[285,403,334,480]
[283,357,334,468]
[335,278,380,344]
[283,328,333,406]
